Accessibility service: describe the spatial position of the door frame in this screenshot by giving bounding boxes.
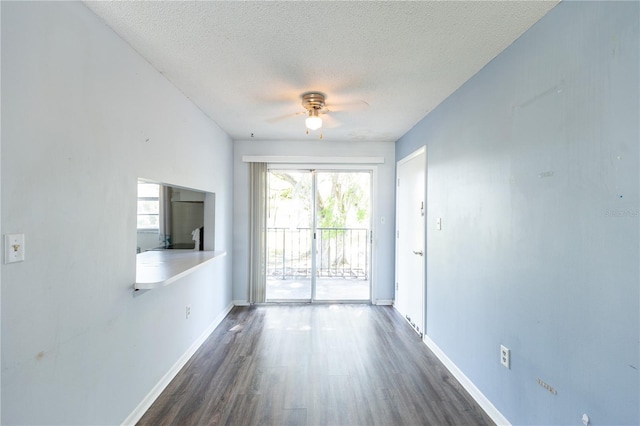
[395,146,427,336]
[266,164,377,303]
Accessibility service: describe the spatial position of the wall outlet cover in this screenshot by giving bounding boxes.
[500,344,510,369]
[4,234,25,264]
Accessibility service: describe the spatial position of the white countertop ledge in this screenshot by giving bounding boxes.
[135,250,227,290]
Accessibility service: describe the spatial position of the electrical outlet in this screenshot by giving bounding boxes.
[500,345,510,369]
[186,305,191,319]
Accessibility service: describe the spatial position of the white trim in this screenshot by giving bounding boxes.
[233,300,250,306]
[375,299,394,305]
[397,145,426,166]
[267,163,377,172]
[121,302,234,426]
[369,167,378,304]
[423,335,511,426]
[242,155,384,164]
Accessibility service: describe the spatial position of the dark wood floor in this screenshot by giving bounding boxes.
[138,304,494,426]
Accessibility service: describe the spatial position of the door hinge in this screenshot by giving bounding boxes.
[314,232,316,239]
[370,230,373,244]
[397,178,400,187]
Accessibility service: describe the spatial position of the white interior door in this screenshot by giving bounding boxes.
[395,147,426,337]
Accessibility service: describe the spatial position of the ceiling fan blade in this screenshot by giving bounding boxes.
[322,114,342,129]
[266,111,305,123]
[325,100,370,113]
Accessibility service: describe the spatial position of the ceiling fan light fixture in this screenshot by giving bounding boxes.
[305,109,322,130]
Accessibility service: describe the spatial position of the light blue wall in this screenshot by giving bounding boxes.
[1,2,233,424]
[396,2,639,425]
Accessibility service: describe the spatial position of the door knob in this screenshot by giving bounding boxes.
[413,250,423,256]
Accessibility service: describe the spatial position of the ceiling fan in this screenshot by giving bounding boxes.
[267,91,367,139]
[301,91,328,139]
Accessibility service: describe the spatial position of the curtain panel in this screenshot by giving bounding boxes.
[248,162,267,303]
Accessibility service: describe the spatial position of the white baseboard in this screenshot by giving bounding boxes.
[375,299,394,305]
[121,302,234,426]
[233,300,250,306]
[422,335,511,426]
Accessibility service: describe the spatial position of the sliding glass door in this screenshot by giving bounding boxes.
[266,169,371,302]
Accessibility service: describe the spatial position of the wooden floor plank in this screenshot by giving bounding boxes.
[137,305,494,426]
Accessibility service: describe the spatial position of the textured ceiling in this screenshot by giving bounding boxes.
[85,1,558,142]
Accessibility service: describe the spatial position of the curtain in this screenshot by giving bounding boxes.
[248,162,267,303]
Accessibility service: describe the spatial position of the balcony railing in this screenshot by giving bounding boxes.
[267,227,369,280]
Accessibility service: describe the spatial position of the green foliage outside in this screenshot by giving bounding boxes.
[268,171,370,229]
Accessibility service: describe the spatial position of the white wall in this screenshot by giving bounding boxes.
[233,140,395,304]
[397,2,639,424]
[1,2,233,424]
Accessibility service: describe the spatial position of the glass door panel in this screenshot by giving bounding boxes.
[266,171,313,301]
[315,171,371,301]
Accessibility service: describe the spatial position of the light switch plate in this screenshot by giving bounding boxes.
[4,234,25,264]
